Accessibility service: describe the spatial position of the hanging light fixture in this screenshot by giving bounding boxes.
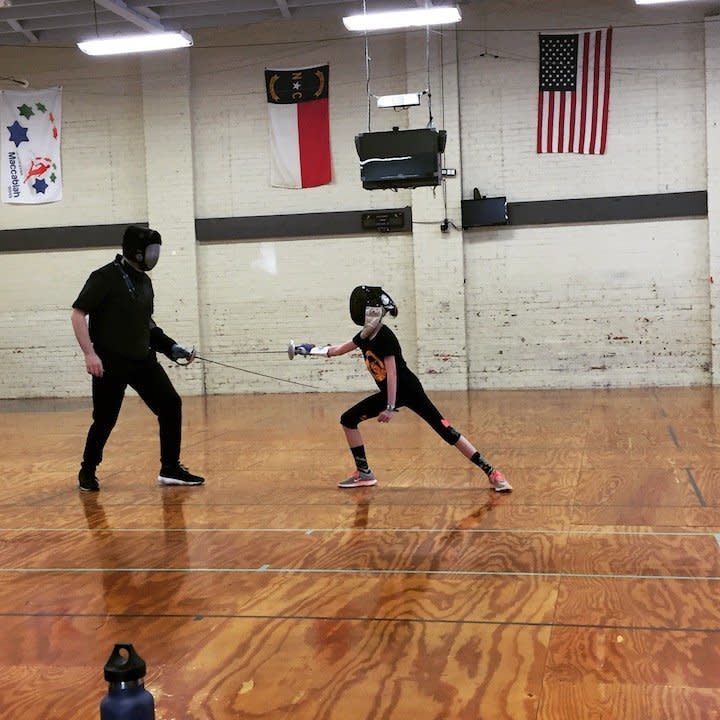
[77,1,192,56]
[78,30,193,56]
[343,5,461,32]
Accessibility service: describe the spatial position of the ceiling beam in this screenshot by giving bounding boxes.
[8,18,38,43]
[275,0,292,19]
[93,0,169,32]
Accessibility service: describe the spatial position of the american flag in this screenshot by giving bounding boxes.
[537,28,612,154]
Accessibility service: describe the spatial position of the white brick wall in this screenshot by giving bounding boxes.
[190,22,413,218]
[195,234,417,395]
[458,1,714,390]
[706,18,720,381]
[0,2,718,398]
[464,219,710,388]
[0,50,148,228]
[458,13,708,199]
[140,52,203,398]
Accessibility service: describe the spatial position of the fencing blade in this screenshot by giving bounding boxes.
[212,341,300,360]
[193,355,319,390]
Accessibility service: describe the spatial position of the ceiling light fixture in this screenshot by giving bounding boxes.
[634,0,699,4]
[343,6,461,32]
[376,93,421,108]
[77,30,193,56]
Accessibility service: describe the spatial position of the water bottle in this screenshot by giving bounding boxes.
[100,643,155,720]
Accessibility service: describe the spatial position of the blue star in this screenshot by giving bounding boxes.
[6,120,29,147]
[32,178,48,194]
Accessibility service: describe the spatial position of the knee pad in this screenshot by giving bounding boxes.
[441,424,461,445]
[340,410,358,430]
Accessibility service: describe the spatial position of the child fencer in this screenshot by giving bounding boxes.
[292,285,511,491]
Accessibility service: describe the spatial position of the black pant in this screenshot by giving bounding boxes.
[82,357,182,470]
[340,372,459,444]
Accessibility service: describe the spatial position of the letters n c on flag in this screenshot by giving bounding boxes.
[537,28,612,154]
[265,64,331,189]
[1,86,62,203]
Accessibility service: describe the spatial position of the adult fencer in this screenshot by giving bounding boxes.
[71,225,205,492]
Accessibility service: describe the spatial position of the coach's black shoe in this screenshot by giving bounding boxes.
[78,467,100,492]
[158,463,205,486]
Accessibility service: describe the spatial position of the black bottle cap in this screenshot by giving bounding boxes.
[103,643,147,682]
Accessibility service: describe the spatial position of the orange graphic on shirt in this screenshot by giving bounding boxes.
[365,350,386,382]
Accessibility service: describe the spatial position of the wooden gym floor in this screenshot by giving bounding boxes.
[0,387,719,719]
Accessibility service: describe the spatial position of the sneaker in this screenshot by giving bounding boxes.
[489,468,512,493]
[338,469,377,489]
[78,468,100,493]
[158,464,205,486]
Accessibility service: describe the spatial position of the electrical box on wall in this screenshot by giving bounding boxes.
[361,210,407,233]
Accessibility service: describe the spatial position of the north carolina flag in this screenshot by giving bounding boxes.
[1,86,62,203]
[265,65,331,189]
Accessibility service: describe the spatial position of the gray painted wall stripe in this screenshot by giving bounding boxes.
[0,191,708,251]
[0,223,148,252]
[505,190,707,227]
[195,206,412,241]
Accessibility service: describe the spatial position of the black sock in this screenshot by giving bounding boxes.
[351,445,370,473]
[471,451,493,476]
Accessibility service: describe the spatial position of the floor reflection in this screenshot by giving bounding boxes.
[78,490,190,617]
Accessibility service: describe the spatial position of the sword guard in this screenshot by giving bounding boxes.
[174,346,196,366]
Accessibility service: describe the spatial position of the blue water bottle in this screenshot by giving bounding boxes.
[100,643,155,720]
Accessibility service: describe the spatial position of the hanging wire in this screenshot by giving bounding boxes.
[439,29,445,131]
[0,76,29,88]
[439,28,449,227]
[363,0,371,132]
[92,0,100,38]
[425,24,433,128]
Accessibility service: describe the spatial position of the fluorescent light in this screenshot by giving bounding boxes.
[343,6,461,32]
[377,93,421,108]
[634,0,698,3]
[77,31,193,56]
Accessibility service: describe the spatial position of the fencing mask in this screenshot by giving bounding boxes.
[349,285,398,339]
[122,225,162,271]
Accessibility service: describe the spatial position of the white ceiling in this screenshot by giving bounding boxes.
[1,1,717,49]
[0,0,441,46]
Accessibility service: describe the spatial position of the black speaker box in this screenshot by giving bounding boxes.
[355,128,447,190]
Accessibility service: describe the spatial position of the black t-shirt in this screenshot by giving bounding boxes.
[352,324,414,390]
[72,255,155,361]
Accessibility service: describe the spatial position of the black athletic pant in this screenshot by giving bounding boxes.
[82,357,182,470]
[340,372,458,444]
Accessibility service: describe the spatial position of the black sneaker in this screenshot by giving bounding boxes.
[78,468,100,492]
[158,463,205,486]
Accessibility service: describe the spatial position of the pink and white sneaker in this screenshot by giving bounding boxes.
[489,468,512,493]
[338,469,377,489]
